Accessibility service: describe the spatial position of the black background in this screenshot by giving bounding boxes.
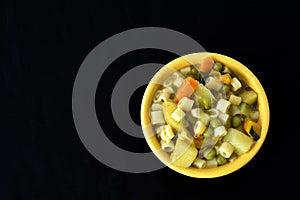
[1,0,298,199]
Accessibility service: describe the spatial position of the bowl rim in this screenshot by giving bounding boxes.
[140,52,270,178]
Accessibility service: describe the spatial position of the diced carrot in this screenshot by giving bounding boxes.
[199,57,214,73]
[174,77,199,103]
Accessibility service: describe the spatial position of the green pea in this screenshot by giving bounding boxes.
[216,154,227,165]
[214,62,223,72]
[231,115,242,127]
[191,66,198,75]
[203,148,216,160]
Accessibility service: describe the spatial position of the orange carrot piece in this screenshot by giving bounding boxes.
[174,77,199,103]
[199,57,214,73]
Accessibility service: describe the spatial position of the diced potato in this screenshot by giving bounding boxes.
[171,107,186,122]
[170,138,198,168]
[223,128,254,155]
[178,97,194,111]
[239,90,258,105]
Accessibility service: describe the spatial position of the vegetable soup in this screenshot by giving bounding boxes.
[149,56,261,169]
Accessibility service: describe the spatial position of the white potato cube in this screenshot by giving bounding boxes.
[171,107,186,122]
[178,97,194,111]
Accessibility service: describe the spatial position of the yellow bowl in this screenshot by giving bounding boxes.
[140,52,270,178]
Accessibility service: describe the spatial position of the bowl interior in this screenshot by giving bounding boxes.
[140,52,270,178]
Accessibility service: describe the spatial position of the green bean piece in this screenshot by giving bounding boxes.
[203,127,214,138]
[203,148,216,160]
[216,154,227,165]
[231,115,242,127]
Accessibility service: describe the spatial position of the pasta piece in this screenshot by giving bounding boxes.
[192,157,206,168]
[150,110,165,125]
[158,92,170,102]
[178,97,194,112]
[153,90,163,103]
[191,108,201,118]
[194,120,207,137]
[164,124,175,140]
[173,76,185,88]
[151,103,163,111]
[229,105,241,116]
[163,76,175,88]
[171,71,183,79]
[200,111,211,126]
[207,108,219,118]
[216,98,231,113]
[171,107,186,122]
[180,66,191,74]
[205,76,223,91]
[214,125,227,137]
[160,139,175,152]
[231,77,242,91]
[191,108,211,125]
[219,141,234,158]
[229,94,242,105]
[218,113,229,124]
